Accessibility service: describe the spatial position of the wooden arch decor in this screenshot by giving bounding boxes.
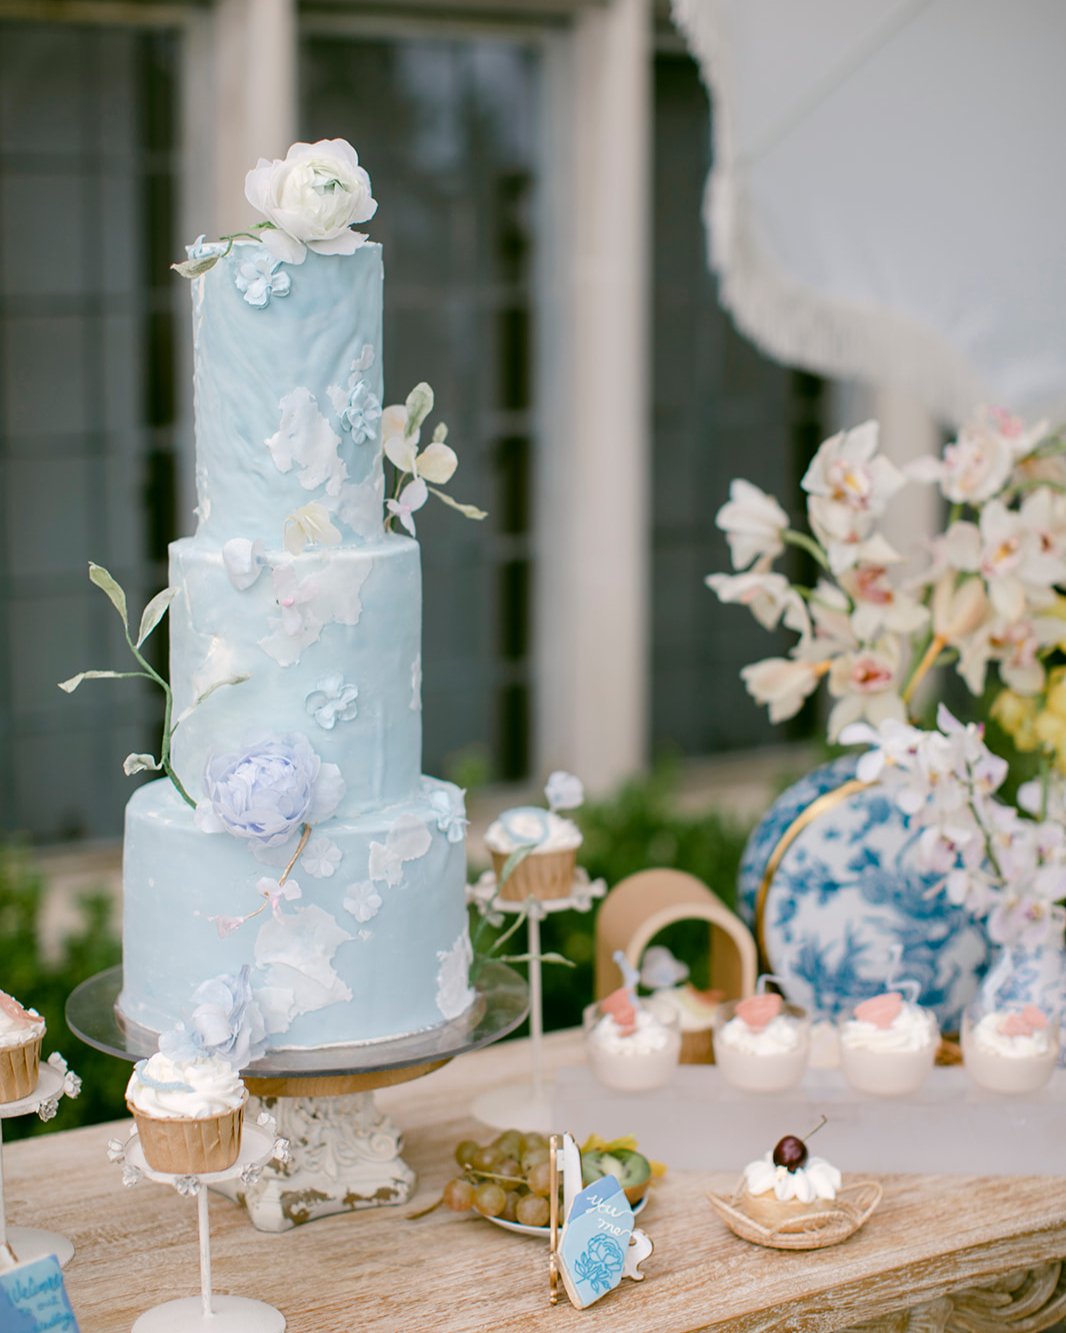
[593,868,758,1003]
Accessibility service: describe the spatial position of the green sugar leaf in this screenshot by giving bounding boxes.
[405,382,435,435]
[58,669,147,693]
[88,563,128,628]
[171,253,221,279]
[136,587,177,647]
[428,487,487,520]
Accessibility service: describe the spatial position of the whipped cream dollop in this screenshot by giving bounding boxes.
[485,806,582,855]
[126,1052,246,1119]
[972,1011,1053,1059]
[590,1007,674,1056]
[0,991,45,1049]
[744,1152,841,1204]
[841,1003,936,1054]
[719,1013,801,1055]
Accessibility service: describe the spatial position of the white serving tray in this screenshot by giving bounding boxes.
[552,1064,1066,1177]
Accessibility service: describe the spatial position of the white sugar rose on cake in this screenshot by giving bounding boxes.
[59,139,490,1055]
[0,991,46,1103]
[485,770,584,902]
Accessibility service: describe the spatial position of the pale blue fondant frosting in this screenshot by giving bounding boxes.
[119,778,469,1047]
[118,238,473,1052]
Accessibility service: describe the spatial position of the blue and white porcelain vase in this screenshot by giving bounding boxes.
[976,937,1066,1064]
[738,756,992,1030]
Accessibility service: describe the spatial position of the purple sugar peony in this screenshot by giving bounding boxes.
[196,733,343,847]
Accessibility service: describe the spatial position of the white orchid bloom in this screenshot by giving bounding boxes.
[282,501,342,555]
[839,715,924,784]
[715,479,789,570]
[826,638,906,741]
[739,656,823,723]
[909,405,1046,505]
[801,420,905,519]
[841,561,929,640]
[957,613,1061,696]
[705,566,810,636]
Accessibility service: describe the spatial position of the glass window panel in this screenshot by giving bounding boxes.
[302,30,540,784]
[651,51,822,758]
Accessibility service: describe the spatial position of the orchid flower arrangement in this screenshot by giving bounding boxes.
[709,410,1066,740]
[710,407,1066,947]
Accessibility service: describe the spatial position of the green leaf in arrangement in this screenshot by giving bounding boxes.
[432,421,449,443]
[405,382,435,435]
[136,587,177,648]
[496,842,536,888]
[428,487,487,520]
[88,563,128,628]
[170,254,222,279]
[57,669,147,693]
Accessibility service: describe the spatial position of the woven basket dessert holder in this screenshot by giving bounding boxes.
[708,1177,882,1251]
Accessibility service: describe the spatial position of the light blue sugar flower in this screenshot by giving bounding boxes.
[425,784,469,844]
[188,965,268,1069]
[234,248,292,308]
[342,379,382,443]
[305,674,359,729]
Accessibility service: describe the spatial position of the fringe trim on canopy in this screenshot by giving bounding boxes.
[671,0,990,428]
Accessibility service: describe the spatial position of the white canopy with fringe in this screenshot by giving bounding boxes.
[672,0,1066,426]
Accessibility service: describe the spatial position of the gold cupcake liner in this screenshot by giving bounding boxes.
[129,1094,247,1175]
[0,1034,42,1103]
[492,847,578,902]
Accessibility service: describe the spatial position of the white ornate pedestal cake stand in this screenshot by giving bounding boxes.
[467,869,606,1132]
[68,960,527,1233]
[0,1056,81,1268]
[109,1120,288,1331]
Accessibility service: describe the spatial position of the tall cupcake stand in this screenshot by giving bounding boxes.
[0,1054,80,1268]
[67,960,528,1233]
[466,869,606,1132]
[107,1118,289,1332]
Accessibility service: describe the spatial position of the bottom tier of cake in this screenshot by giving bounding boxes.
[118,777,474,1052]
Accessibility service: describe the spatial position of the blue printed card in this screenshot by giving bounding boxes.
[558,1179,635,1309]
[0,1255,79,1332]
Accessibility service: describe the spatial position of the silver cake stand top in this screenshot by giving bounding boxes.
[66,961,529,1083]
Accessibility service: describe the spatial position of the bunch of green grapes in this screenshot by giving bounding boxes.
[441,1129,557,1228]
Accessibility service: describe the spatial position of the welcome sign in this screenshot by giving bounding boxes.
[0,1256,79,1332]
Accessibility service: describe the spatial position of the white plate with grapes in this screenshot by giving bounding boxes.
[439,1129,654,1236]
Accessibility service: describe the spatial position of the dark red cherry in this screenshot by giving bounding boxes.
[772,1135,808,1172]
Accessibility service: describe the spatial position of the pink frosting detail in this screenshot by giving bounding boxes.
[735,993,782,1032]
[854,991,903,1029]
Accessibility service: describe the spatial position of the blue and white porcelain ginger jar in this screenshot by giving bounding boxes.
[738,756,992,1031]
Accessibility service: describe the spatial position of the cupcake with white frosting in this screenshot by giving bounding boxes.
[126,1050,248,1174]
[742,1135,842,1228]
[0,991,46,1103]
[485,771,584,902]
[713,992,810,1093]
[839,990,938,1096]
[962,1003,1059,1095]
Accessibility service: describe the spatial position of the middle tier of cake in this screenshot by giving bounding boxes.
[168,532,423,811]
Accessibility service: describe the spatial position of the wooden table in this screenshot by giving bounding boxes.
[8,1030,1066,1332]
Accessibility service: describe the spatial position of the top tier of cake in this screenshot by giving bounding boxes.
[191,243,385,547]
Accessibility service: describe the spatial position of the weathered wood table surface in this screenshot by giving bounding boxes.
[8,1029,1066,1332]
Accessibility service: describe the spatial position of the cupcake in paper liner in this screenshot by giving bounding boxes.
[126,1051,248,1174]
[0,991,46,1103]
[486,807,583,901]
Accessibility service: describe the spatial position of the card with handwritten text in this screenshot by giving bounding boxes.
[0,1255,79,1332]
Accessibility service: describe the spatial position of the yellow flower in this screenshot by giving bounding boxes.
[1046,669,1066,720]
[1034,710,1066,762]
[991,690,1040,752]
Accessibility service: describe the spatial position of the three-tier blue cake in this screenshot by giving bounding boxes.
[117,195,475,1051]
